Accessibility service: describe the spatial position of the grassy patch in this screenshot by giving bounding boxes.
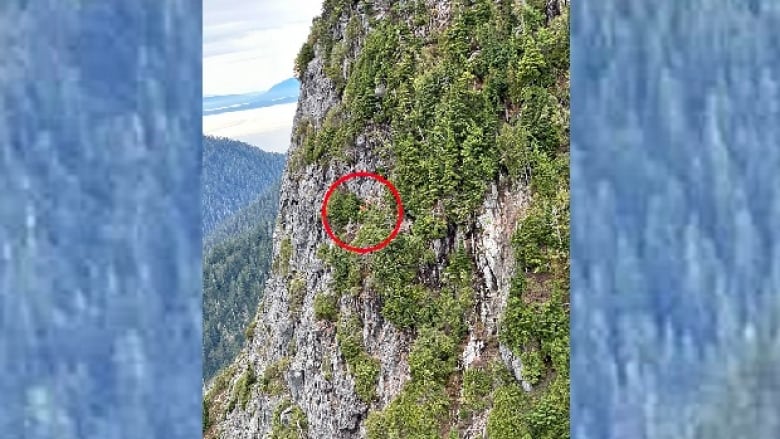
[314,292,340,322]
[227,367,257,412]
[288,274,307,315]
[260,357,291,397]
[337,315,380,403]
[270,399,309,439]
[366,381,450,439]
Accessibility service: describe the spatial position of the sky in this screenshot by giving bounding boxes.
[202,103,298,153]
[203,0,321,151]
[203,0,321,97]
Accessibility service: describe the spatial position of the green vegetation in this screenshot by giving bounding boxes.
[365,246,475,434]
[487,382,527,438]
[288,274,307,315]
[487,374,569,439]
[270,399,309,439]
[346,15,362,41]
[228,367,257,412]
[314,292,339,322]
[306,0,365,90]
[322,353,334,382]
[373,243,473,333]
[366,381,450,439]
[510,149,569,273]
[274,236,293,276]
[324,181,399,249]
[260,357,292,396]
[205,182,281,252]
[325,187,361,235]
[203,220,275,380]
[462,366,494,412]
[294,41,315,78]
[203,397,211,433]
[298,0,568,221]
[300,104,352,164]
[244,319,257,341]
[351,193,399,248]
[207,0,569,434]
[203,365,238,435]
[205,365,233,405]
[202,135,284,240]
[368,234,433,329]
[408,328,457,383]
[325,41,350,89]
[319,247,361,297]
[337,315,380,403]
[497,48,570,430]
[297,0,569,435]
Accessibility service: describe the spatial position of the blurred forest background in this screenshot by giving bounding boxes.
[572,1,780,438]
[0,2,202,438]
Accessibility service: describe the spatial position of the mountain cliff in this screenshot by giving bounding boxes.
[204,1,569,437]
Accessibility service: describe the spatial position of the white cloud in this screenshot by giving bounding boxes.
[203,103,298,153]
[203,0,322,96]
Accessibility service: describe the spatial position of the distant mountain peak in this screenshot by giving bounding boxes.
[267,77,299,93]
[202,78,300,116]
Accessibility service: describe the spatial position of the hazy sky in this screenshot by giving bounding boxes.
[202,103,298,153]
[203,0,321,96]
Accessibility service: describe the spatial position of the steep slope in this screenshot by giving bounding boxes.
[204,183,281,252]
[204,1,569,438]
[202,135,285,238]
[202,137,285,381]
[203,205,276,381]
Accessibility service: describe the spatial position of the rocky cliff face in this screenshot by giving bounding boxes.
[204,1,569,438]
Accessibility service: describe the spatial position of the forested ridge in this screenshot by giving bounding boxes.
[203,215,277,380]
[202,135,285,238]
[204,183,280,252]
[202,136,284,380]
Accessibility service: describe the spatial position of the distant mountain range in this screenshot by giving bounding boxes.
[203,78,300,116]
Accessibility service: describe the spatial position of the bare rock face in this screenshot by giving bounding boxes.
[205,1,569,438]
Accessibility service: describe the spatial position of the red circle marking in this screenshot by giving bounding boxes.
[321,171,404,254]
